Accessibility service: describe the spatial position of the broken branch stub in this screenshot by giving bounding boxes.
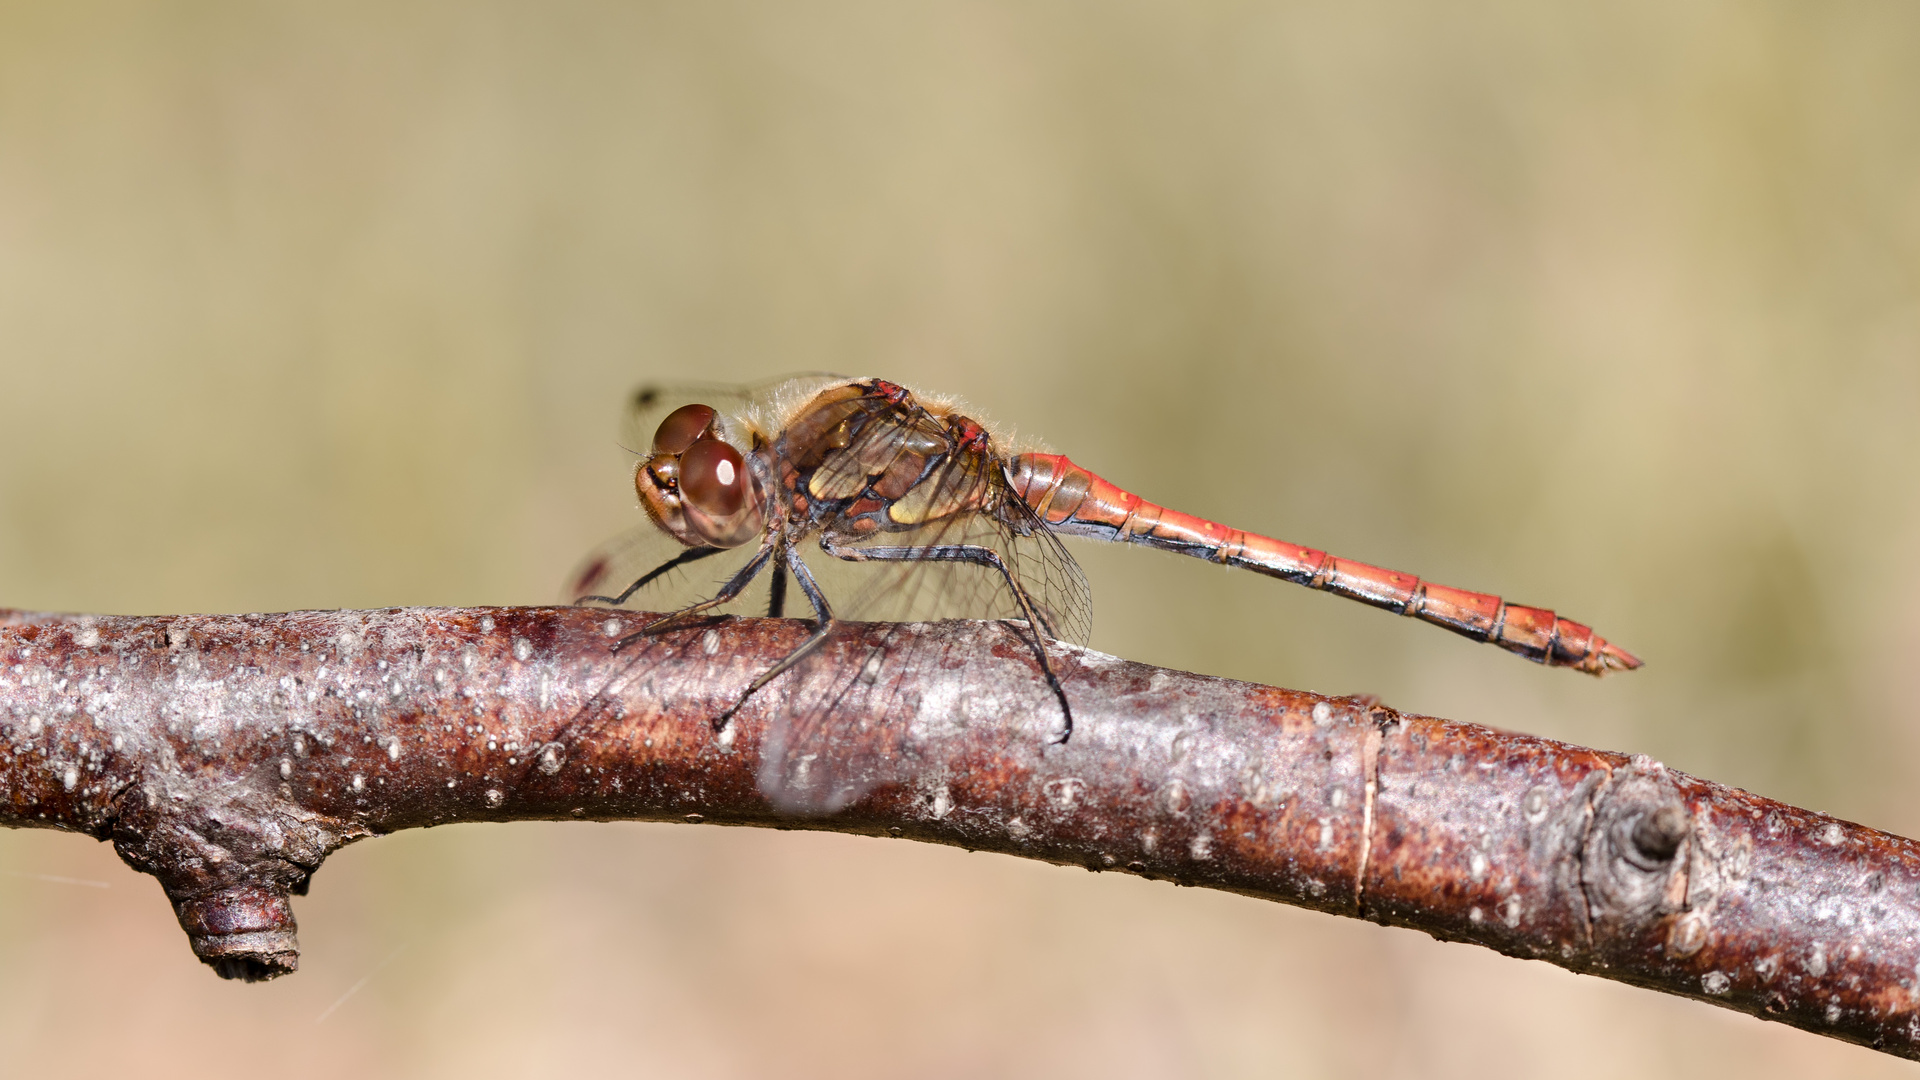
[0,606,1916,1058]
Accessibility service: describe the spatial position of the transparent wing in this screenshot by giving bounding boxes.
[798,512,1092,644]
[803,468,1092,646]
[755,619,941,814]
[618,372,852,455]
[563,523,785,616]
[756,463,1092,814]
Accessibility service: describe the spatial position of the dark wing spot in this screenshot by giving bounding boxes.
[570,556,610,596]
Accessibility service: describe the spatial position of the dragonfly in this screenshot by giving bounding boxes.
[569,373,1640,759]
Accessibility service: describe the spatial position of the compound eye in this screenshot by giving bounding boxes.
[679,437,747,517]
[653,404,718,455]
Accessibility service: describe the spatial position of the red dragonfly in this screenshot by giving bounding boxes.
[570,374,1639,757]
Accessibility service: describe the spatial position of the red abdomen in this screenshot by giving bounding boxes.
[1008,452,1640,675]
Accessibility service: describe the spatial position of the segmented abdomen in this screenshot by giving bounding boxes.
[1007,452,1640,675]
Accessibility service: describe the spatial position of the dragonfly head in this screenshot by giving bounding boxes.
[635,403,767,548]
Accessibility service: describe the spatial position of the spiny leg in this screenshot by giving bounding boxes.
[576,545,726,607]
[767,547,790,619]
[609,536,779,653]
[713,542,837,730]
[819,535,1075,743]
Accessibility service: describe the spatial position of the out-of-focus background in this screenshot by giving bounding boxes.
[1,2,1916,1076]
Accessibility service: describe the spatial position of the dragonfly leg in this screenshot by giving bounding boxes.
[818,535,1075,744]
[577,545,727,607]
[713,542,838,731]
[767,547,790,619]
[608,536,778,653]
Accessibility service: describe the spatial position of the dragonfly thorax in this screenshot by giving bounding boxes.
[770,380,1004,539]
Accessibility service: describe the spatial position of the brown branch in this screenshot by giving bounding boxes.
[0,607,1913,1058]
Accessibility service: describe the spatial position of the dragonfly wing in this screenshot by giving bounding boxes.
[751,465,1093,814]
[619,372,853,455]
[805,465,1092,647]
[995,483,1095,647]
[563,523,786,617]
[754,623,927,814]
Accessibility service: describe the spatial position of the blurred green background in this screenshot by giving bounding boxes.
[2,2,1917,1076]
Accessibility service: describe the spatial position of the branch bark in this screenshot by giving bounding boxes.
[0,606,1913,1058]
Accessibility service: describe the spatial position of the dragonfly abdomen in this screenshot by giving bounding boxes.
[1008,452,1640,676]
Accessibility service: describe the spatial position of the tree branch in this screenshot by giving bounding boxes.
[0,606,1912,1058]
